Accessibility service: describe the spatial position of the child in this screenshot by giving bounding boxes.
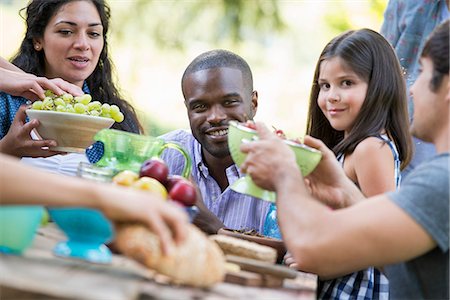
[306,28,413,299]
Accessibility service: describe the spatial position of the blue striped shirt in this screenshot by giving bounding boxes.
[159,129,271,233]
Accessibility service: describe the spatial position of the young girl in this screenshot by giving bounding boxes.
[306,29,413,299]
[0,0,142,173]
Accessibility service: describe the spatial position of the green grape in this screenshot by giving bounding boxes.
[74,103,86,114]
[43,98,55,110]
[65,104,75,113]
[44,90,55,97]
[62,93,73,103]
[32,101,43,110]
[101,103,111,114]
[87,101,101,111]
[56,105,66,112]
[54,98,65,106]
[110,105,120,114]
[82,94,92,103]
[112,111,124,122]
[89,110,101,117]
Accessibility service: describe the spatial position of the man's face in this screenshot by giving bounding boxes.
[410,57,449,142]
[183,67,257,158]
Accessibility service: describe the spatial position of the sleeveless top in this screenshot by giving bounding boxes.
[318,134,401,300]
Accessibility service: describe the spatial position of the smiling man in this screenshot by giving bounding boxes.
[160,49,270,234]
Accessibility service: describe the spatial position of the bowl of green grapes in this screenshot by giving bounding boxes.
[26,91,122,153]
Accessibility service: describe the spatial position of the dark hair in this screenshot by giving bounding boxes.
[181,49,253,97]
[306,28,412,169]
[11,0,141,133]
[421,19,449,92]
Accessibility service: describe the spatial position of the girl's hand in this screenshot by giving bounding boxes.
[0,68,83,100]
[240,122,299,191]
[0,105,63,158]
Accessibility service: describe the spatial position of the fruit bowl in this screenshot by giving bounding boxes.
[218,228,287,264]
[228,120,322,202]
[0,206,44,254]
[48,207,114,264]
[26,109,114,153]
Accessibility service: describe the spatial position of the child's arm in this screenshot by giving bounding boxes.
[344,137,397,197]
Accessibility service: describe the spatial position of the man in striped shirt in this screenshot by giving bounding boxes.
[160,49,271,234]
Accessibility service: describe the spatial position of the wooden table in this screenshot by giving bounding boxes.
[0,224,317,300]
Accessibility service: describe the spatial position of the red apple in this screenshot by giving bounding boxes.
[169,179,197,207]
[139,158,169,184]
[165,175,185,191]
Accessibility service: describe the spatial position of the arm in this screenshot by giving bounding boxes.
[240,123,436,278]
[347,137,397,197]
[0,154,188,255]
[191,183,225,234]
[0,57,83,100]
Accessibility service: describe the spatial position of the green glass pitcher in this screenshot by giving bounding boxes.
[93,129,191,178]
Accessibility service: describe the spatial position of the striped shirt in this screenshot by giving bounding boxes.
[159,129,271,233]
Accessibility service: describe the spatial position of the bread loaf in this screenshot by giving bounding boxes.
[209,235,277,264]
[115,223,226,287]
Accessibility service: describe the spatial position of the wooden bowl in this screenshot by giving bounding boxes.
[218,228,287,264]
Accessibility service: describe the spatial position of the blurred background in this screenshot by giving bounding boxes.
[0,0,387,137]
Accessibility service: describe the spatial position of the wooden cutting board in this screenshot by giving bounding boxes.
[224,255,298,287]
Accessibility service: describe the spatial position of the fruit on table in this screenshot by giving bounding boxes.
[139,158,169,184]
[168,178,197,207]
[112,170,139,186]
[165,175,185,191]
[30,89,124,122]
[132,177,168,199]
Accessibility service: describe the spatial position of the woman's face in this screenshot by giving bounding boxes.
[34,0,104,88]
[317,56,368,136]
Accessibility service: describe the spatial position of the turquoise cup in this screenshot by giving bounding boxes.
[0,206,44,254]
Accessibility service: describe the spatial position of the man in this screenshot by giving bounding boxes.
[240,21,449,299]
[160,49,270,234]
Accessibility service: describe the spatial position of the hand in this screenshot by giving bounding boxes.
[303,135,363,208]
[97,184,189,256]
[191,181,224,234]
[0,68,83,100]
[240,122,299,191]
[283,252,298,269]
[0,105,63,158]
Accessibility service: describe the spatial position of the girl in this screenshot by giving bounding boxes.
[0,0,141,170]
[306,29,413,299]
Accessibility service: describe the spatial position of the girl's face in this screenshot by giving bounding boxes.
[317,56,368,136]
[34,0,104,88]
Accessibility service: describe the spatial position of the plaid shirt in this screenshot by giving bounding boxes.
[159,129,271,233]
[320,135,400,299]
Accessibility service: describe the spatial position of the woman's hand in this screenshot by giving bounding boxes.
[0,105,62,158]
[0,67,83,100]
[283,252,299,269]
[240,122,299,191]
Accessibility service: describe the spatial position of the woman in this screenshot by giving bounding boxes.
[0,0,141,172]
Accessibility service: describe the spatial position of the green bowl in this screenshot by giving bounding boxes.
[228,121,322,176]
[0,206,44,254]
[227,121,322,202]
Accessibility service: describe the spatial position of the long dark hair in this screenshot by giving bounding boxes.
[11,0,142,133]
[306,28,412,169]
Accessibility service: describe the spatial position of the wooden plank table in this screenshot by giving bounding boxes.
[0,224,317,300]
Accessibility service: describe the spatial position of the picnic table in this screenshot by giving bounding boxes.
[0,224,317,300]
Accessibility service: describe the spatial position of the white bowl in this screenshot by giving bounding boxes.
[26,109,114,153]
